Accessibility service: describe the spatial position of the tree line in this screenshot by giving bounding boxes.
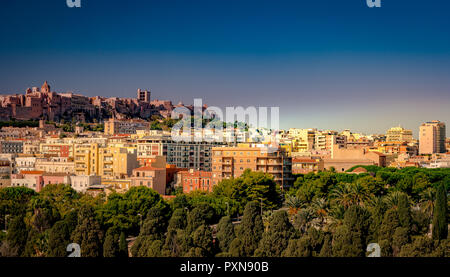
[0,167,448,257]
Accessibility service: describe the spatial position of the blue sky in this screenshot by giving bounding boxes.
[1,0,450,137]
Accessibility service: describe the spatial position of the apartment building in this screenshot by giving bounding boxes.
[74,144,138,178]
[104,118,150,135]
[314,131,347,152]
[292,158,324,174]
[386,126,413,143]
[211,144,293,189]
[35,157,75,174]
[40,142,74,158]
[179,169,213,193]
[137,135,223,171]
[0,140,24,154]
[14,156,37,173]
[11,171,45,192]
[419,120,446,154]
[71,175,102,193]
[0,160,11,188]
[130,166,166,194]
[288,128,316,153]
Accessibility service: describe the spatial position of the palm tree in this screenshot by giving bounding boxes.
[419,187,435,218]
[312,198,328,227]
[349,183,373,206]
[294,208,317,233]
[367,196,385,212]
[330,183,353,208]
[328,204,346,231]
[296,182,318,206]
[284,194,303,216]
[384,191,408,210]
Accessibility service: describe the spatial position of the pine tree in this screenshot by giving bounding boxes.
[392,227,410,257]
[216,216,235,253]
[228,201,264,257]
[140,206,168,240]
[48,220,71,257]
[5,215,28,257]
[189,225,214,257]
[332,225,364,257]
[397,193,412,231]
[254,210,294,257]
[378,209,400,257]
[131,206,169,257]
[186,206,207,233]
[319,234,333,257]
[282,237,312,257]
[432,183,448,240]
[103,229,119,257]
[168,208,187,231]
[119,232,128,258]
[70,206,104,257]
[332,205,370,257]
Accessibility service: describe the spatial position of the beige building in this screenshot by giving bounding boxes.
[211,144,293,189]
[15,156,37,173]
[292,158,324,174]
[131,166,166,194]
[386,126,413,143]
[314,131,347,152]
[70,175,102,193]
[419,120,446,155]
[35,157,75,174]
[324,146,386,172]
[23,142,40,155]
[104,118,150,135]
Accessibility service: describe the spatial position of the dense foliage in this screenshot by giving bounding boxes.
[0,167,448,257]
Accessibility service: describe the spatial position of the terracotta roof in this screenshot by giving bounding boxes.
[180,170,212,177]
[134,166,165,171]
[20,170,44,175]
[352,167,368,173]
[42,172,71,177]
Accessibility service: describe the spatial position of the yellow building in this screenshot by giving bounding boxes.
[288,128,316,153]
[74,143,99,176]
[99,146,138,178]
[74,143,138,178]
[386,126,413,143]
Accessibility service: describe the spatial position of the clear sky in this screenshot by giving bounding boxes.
[1,0,450,137]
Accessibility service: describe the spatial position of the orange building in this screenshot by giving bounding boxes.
[180,169,213,193]
[211,145,293,189]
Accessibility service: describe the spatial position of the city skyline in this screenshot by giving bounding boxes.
[1,0,450,135]
[0,80,444,139]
